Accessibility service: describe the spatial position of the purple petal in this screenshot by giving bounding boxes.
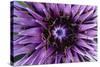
[31,47,55,64]
[15,48,40,65]
[78,33,94,40]
[17,36,42,44]
[44,54,55,64]
[78,55,85,61]
[39,47,55,64]
[14,36,26,45]
[47,3,60,16]
[78,9,95,22]
[32,3,49,17]
[66,48,74,62]
[14,54,29,66]
[13,24,22,33]
[14,8,32,18]
[73,46,85,56]
[55,53,62,63]
[88,42,97,47]
[85,19,97,24]
[64,5,71,15]
[73,52,80,62]
[33,3,46,12]
[35,20,47,29]
[85,30,97,37]
[14,43,37,51]
[14,44,35,57]
[58,4,65,12]
[22,54,35,65]
[85,6,93,12]
[77,39,94,50]
[74,6,86,22]
[14,2,26,9]
[71,5,80,17]
[26,7,43,20]
[25,48,46,65]
[35,41,46,50]
[14,17,39,26]
[18,27,42,36]
[85,51,96,61]
[79,24,96,31]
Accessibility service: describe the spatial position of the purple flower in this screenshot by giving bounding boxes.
[11,1,97,66]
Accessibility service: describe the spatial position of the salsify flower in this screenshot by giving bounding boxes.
[11,1,97,66]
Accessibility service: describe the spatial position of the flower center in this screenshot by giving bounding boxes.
[56,29,63,36]
[52,26,66,41]
[43,16,79,52]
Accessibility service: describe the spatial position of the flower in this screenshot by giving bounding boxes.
[11,1,97,66]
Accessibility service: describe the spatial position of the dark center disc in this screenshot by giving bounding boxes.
[43,16,79,52]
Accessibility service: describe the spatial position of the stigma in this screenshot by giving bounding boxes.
[52,26,67,42]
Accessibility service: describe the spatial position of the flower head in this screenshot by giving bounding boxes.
[11,1,97,66]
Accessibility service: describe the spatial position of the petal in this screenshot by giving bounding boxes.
[73,52,80,62]
[64,5,71,15]
[14,8,32,18]
[14,44,35,57]
[13,17,39,26]
[74,6,86,22]
[55,53,62,63]
[32,3,46,12]
[78,6,87,15]
[71,5,80,17]
[73,46,85,56]
[37,47,55,64]
[66,48,74,62]
[77,39,94,50]
[85,6,93,12]
[88,49,97,56]
[78,33,94,40]
[47,3,60,16]
[14,48,40,65]
[79,24,96,31]
[18,27,42,36]
[17,36,42,44]
[26,7,43,20]
[32,3,49,17]
[84,18,97,24]
[58,4,65,12]
[24,47,46,65]
[78,8,95,22]
[14,54,29,66]
[14,1,26,9]
[13,33,21,41]
[31,47,54,64]
[14,43,38,50]
[85,30,97,37]
[88,43,97,47]
[35,41,46,50]
[14,36,26,45]
[13,24,22,33]
[21,53,35,65]
[85,51,96,61]
[44,54,55,64]
[78,54,85,61]
[35,20,47,29]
